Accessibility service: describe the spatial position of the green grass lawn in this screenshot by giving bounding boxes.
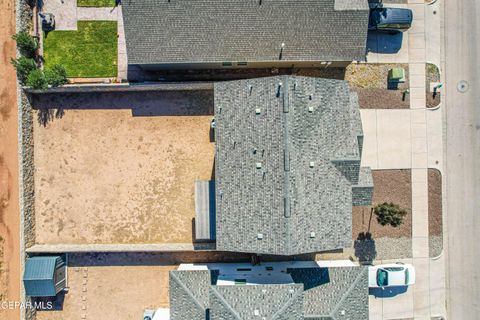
[77,0,116,7]
[43,21,117,78]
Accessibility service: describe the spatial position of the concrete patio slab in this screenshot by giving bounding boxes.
[41,0,77,30]
[77,7,119,21]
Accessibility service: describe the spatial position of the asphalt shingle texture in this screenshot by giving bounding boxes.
[214,76,372,255]
[169,266,369,320]
[121,0,369,66]
[288,267,369,319]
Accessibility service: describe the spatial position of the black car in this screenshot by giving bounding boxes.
[369,8,413,33]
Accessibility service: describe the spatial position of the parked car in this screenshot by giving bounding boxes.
[368,263,416,288]
[369,8,413,33]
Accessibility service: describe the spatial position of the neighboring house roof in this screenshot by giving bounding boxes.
[288,267,369,319]
[214,76,373,255]
[121,0,369,65]
[23,256,65,297]
[169,270,217,320]
[210,284,304,320]
[169,266,369,320]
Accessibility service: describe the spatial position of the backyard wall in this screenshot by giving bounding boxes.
[16,0,36,319]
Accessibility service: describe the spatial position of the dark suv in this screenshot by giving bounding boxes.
[369,8,413,33]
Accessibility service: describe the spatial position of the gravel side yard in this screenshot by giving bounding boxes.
[429,169,443,257]
[346,63,410,109]
[352,170,412,262]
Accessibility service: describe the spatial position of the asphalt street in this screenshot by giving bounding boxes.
[445,0,480,318]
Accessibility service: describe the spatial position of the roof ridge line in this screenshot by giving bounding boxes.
[210,286,243,320]
[282,75,292,254]
[170,272,205,313]
[329,267,368,318]
[271,285,303,320]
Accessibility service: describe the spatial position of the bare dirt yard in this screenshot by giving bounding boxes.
[35,251,253,320]
[34,107,214,245]
[0,0,21,317]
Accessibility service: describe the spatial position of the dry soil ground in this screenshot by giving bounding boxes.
[35,251,253,320]
[34,109,214,245]
[0,0,21,318]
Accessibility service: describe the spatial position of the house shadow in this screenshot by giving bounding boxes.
[288,267,331,290]
[369,285,409,298]
[31,90,214,116]
[367,31,404,54]
[354,232,377,265]
[31,291,66,311]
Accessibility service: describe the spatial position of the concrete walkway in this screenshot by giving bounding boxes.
[365,0,446,319]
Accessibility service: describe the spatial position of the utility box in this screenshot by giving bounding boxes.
[24,256,66,297]
[388,67,405,82]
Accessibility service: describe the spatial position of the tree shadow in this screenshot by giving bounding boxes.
[37,108,65,127]
[354,232,377,265]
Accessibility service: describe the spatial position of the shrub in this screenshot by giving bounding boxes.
[26,69,47,90]
[11,57,37,85]
[45,65,68,87]
[12,31,38,58]
[374,202,407,227]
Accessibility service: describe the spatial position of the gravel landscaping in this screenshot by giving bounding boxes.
[352,170,412,263]
[429,169,443,257]
[346,63,410,109]
[426,63,441,108]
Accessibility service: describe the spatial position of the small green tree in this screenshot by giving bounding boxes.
[374,202,407,227]
[11,57,37,85]
[26,69,47,90]
[12,31,38,58]
[45,64,68,87]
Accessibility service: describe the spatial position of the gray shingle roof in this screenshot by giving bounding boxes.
[209,284,304,319]
[214,76,372,255]
[121,0,369,65]
[288,267,369,319]
[169,266,369,320]
[169,270,217,320]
